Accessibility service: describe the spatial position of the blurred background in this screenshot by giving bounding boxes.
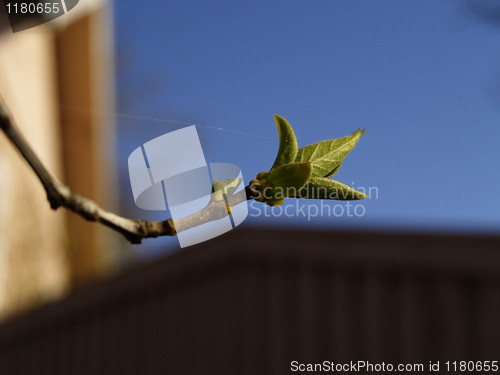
[0,0,499,320]
[0,0,119,319]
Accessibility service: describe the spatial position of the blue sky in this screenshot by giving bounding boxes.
[114,0,500,254]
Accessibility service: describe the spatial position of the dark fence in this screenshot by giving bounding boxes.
[0,227,499,374]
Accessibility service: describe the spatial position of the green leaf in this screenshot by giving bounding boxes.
[324,162,342,179]
[295,129,365,178]
[292,177,368,200]
[271,115,299,170]
[267,162,312,191]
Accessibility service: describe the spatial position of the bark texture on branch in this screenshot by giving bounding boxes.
[0,98,259,244]
[0,98,188,244]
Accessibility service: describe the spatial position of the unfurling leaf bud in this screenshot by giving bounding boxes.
[256,171,269,180]
[271,115,299,170]
[267,162,312,191]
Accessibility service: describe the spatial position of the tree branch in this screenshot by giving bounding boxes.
[0,98,256,244]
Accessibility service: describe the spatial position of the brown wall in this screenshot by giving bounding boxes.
[56,11,119,285]
[57,15,99,282]
[0,0,118,319]
[0,28,69,319]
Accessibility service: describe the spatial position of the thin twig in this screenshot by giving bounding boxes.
[0,97,256,244]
